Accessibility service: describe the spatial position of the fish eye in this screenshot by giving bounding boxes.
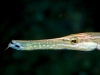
[70,37,78,44]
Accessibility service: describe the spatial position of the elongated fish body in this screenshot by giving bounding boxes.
[9,39,66,50]
[5,32,100,51]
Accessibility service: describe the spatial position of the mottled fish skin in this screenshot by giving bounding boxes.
[8,39,66,50]
[5,32,100,51]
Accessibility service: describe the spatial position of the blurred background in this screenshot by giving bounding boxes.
[0,0,99,75]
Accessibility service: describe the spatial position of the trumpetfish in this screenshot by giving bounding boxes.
[5,32,100,51]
